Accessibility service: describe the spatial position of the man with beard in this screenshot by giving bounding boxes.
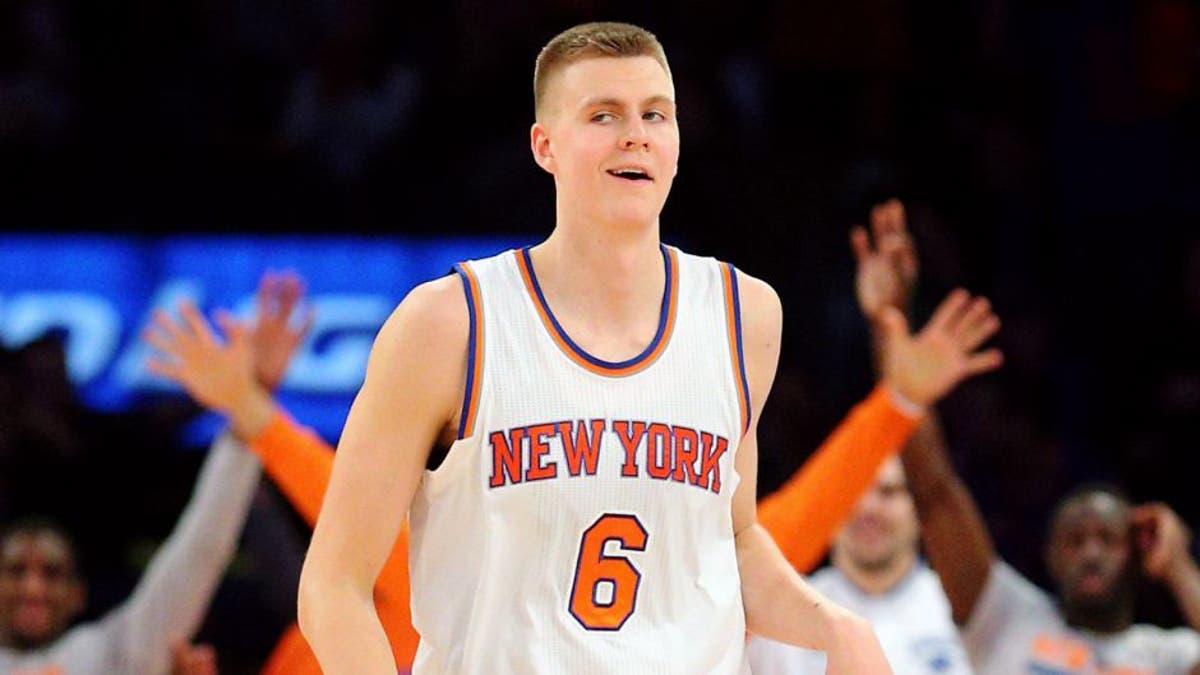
[878,205,1200,671]
[925,480,1200,674]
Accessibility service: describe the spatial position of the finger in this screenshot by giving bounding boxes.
[294,304,316,341]
[264,271,286,317]
[849,226,872,264]
[180,301,217,344]
[276,273,305,321]
[964,349,1004,377]
[216,310,250,346]
[141,327,179,358]
[926,288,970,334]
[145,357,183,381]
[154,309,190,345]
[870,203,889,239]
[955,297,998,348]
[885,198,906,235]
[1145,541,1169,575]
[877,232,908,261]
[961,315,1001,353]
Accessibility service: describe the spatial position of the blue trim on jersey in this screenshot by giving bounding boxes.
[727,263,752,434]
[519,245,673,371]
[454,262,479,440]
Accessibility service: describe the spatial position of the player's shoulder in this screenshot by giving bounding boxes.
[674,247,781,317]
[731,267,781,319]
[373,273,470,358]
[709,261,780,337]
[400,273,469,328]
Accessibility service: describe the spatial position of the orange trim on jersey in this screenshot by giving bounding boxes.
[455,261,484,439]
[513,246,679,377]
[721,264,751,435]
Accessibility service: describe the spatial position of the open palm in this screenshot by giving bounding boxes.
[878,290,1003,406]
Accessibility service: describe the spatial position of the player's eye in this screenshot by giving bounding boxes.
[643,110,666,122]
[591,112,616,123]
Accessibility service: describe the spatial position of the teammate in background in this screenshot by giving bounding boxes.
[0,319,264,672]
[870,225,1200,671]
[144,274,418,674]
[298,22,1001,674]
[750,200,972,674]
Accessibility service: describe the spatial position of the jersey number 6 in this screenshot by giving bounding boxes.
[568,513,648,631]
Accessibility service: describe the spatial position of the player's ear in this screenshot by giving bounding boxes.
[531,121,557,174]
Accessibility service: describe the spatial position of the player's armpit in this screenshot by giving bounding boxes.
[726,269,781,535]
[299,274,469,674]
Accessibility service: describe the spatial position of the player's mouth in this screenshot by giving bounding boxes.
[607,166,654,182]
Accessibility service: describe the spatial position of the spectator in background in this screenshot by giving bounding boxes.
[0,279,298,673]
[750,200,972,675]
[0,428,260,672]
[897,253,1200,670]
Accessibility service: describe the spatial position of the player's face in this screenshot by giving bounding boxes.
[1047,493,1134,612]
[534,56,679,228]
[836,458,919,572]
[0,531,84,648]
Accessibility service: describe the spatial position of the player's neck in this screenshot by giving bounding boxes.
[527,228,666,360]
[835,547,917,596]
[535,224,664,301]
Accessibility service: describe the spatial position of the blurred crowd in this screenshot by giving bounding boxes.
[1,0,1199,672]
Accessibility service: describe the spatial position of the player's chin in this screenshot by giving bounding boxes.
[605,201,664,228]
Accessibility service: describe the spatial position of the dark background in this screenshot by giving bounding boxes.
[2,1,1198,671]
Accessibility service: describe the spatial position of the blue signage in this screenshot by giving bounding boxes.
[0,234,532,444]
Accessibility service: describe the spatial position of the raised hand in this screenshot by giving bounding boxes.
[1133,502,1193,582]
[850,199,918,321]
[144,300,257,415]
[251,270,314,391]
[877,289,1003,407]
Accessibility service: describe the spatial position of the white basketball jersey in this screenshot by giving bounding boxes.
[408,245,753,675]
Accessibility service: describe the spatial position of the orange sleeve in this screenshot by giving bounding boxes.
[248,410,335,527]
[757,384,921,573]
[260,624,322,675]
[249,411,421,670]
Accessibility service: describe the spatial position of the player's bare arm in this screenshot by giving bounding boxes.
[730,270,893,673]
[852,203,1001,625]
[298,274,468,675]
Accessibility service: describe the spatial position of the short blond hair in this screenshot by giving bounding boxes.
[533,22,672,119]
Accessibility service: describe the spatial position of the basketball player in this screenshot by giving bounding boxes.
[749,200,971,674]
[145,261,982,674]
[297,22,1002,674]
